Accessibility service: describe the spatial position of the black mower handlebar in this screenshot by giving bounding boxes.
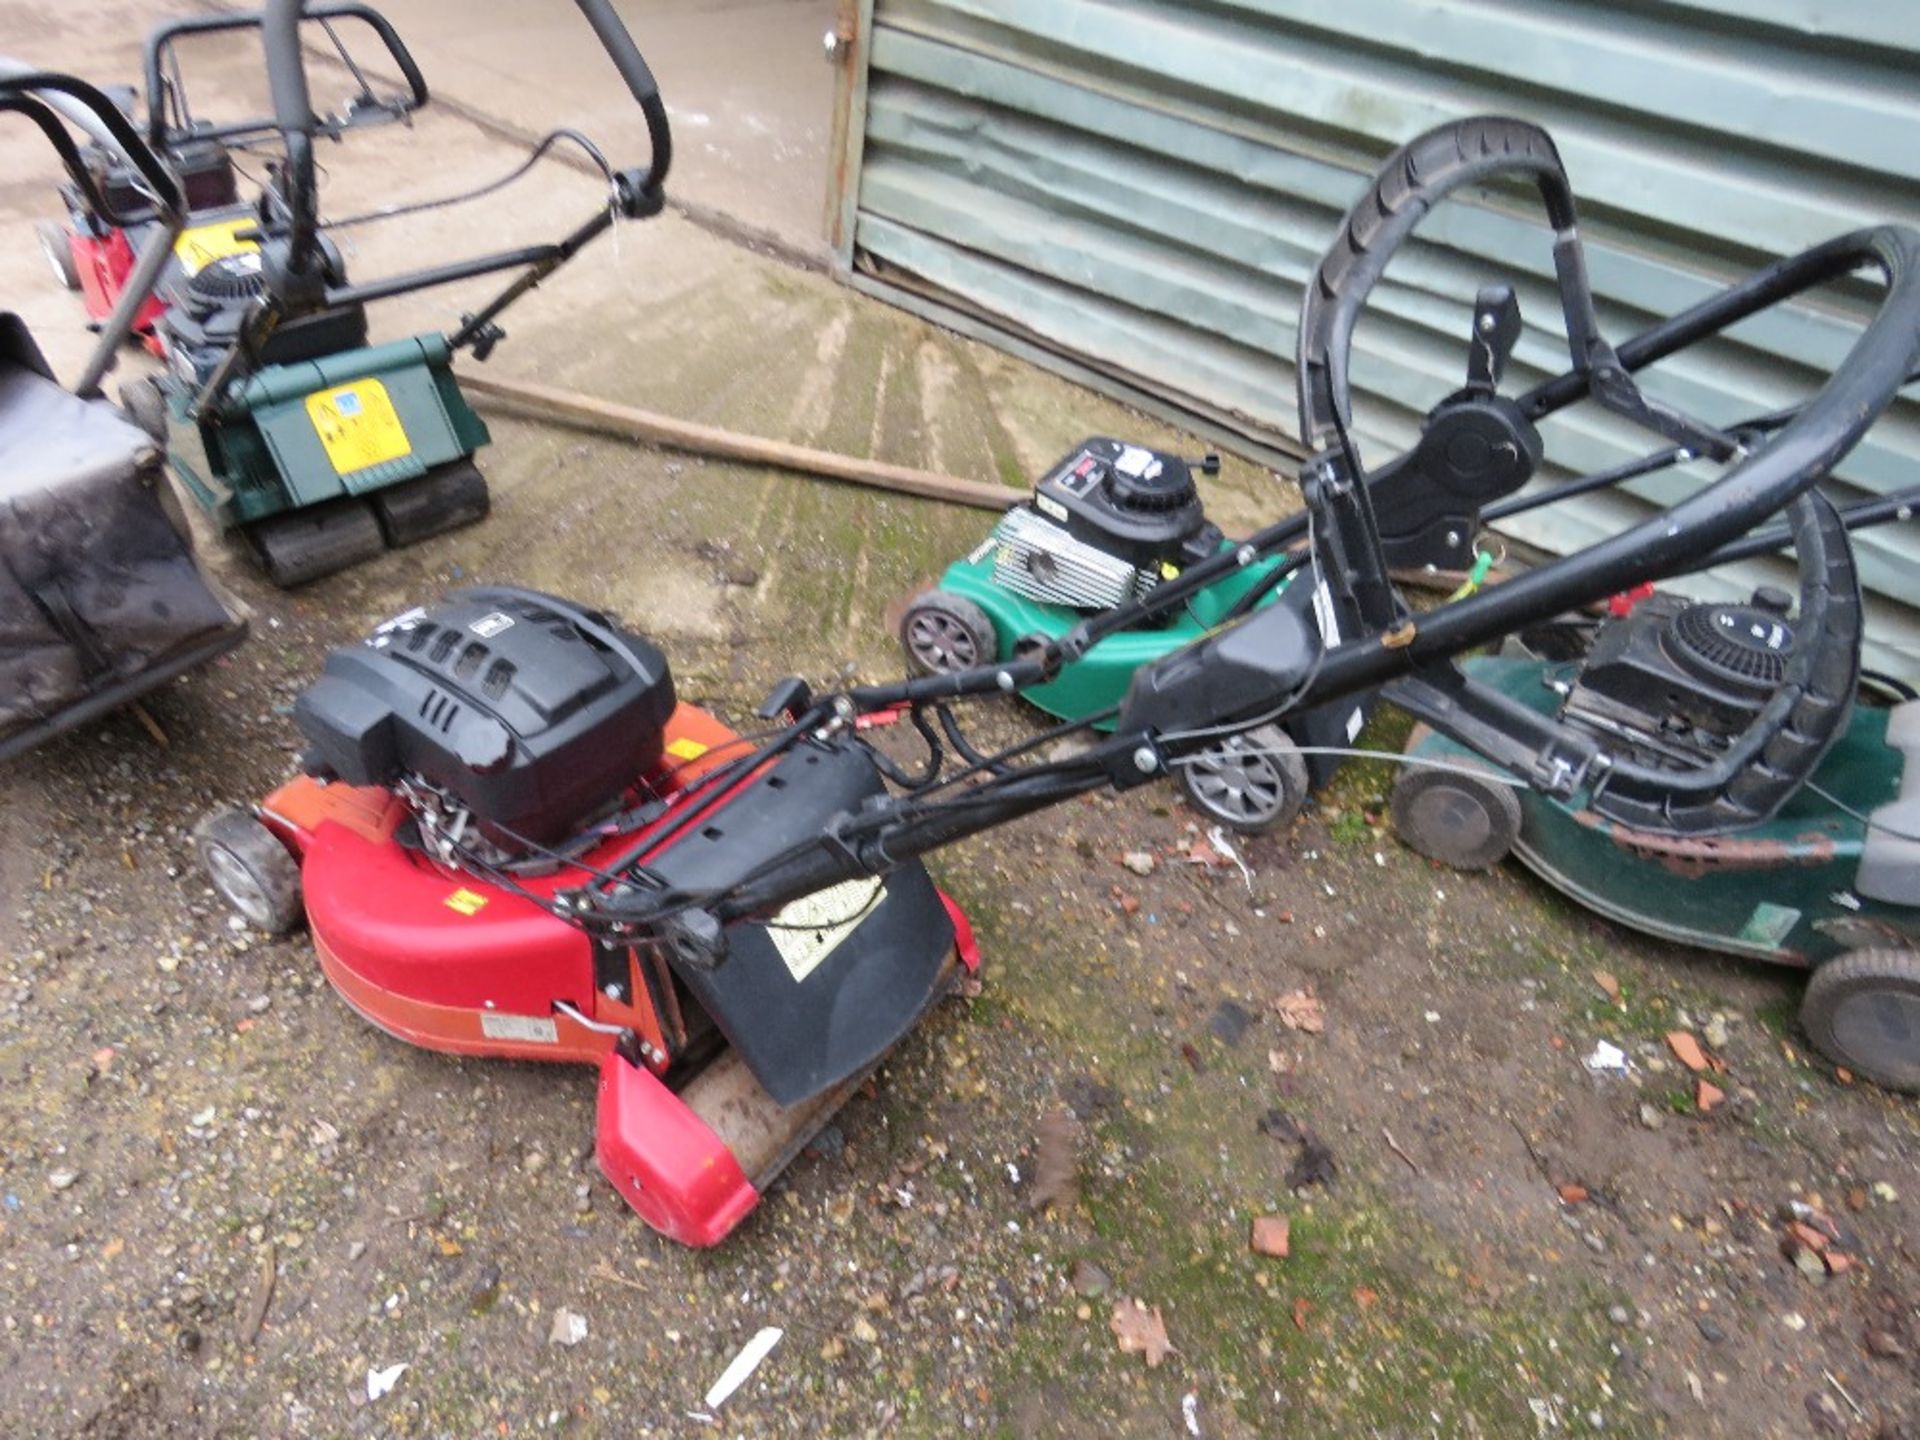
[574,0,672,197]
[258,0,672,321]
[145,3,429,150]
[1297,117,1587,452]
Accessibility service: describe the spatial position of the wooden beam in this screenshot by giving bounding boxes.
[458,371,1019,513]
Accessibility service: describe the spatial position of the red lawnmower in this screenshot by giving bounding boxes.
[21,4,426,353]
[200,118,1920,1244]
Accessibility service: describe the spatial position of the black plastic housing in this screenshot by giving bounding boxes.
[294,587,675,844]
[1563,593,1786,752]
[1034,437,1219,571]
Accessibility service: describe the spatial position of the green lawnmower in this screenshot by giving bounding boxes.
[121,0,674,586]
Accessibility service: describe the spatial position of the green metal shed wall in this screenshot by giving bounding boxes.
[830,0,1920,674]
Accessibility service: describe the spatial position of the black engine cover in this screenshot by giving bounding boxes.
[1034,437,1219,571]
[1562,591,1791,761]
[295,587,676,844]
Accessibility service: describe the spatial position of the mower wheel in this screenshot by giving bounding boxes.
[1799,948,1920,1094]
[1389,761,1521,871]
[195,810,304,935]
[118,377,169,445]
[900,590,998,675]
[37,221,79,291]
[248,500,386,588]
[1178,724,1308,834]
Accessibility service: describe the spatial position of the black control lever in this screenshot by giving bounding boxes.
[1466,284,1521,395]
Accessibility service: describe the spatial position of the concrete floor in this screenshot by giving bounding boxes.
[0,0,841,392]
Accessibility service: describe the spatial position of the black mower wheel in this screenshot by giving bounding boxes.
[37,220,79,291]
[1178,724,1308,834]
[1389,761,1522,871]
[118,376,169,445]
[900,590,997,675]
[195,810,304,935]
[248,500,386,588]
[1799,948,1920,1094]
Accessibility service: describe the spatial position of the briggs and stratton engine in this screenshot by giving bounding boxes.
[988,437,1222,612]
[294,587,676,855]
[1559,587,1795,769]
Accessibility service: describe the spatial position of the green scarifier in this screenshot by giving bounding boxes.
[163,334,488,527]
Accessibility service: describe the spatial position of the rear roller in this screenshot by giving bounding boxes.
[1390,761,1522,871]
[247,499,386,588]
[371,460,490,549]
[1799,948,1920,1094]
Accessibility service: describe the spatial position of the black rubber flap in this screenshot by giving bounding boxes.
[645,742,956,1106]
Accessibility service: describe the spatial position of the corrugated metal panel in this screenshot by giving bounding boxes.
[831,0,1920,674]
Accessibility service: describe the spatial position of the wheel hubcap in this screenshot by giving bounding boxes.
[1408,786,1493,850]
[1189,737,1286,824]
[1830,988,1920,1076]
[906,610,980,672]
[205,843,272,928]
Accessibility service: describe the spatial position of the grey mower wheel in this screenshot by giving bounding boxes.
[899,590,997,675]
[195,810,304,935]
[1799,948,1920,1094]
[1389,762,1522,871]
[37,220,79,290]
[1178,724,1308,834]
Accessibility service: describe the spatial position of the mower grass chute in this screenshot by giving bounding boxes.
[201,114,1920,1248]
[0,71,245,762]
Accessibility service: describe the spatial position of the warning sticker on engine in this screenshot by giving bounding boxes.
[767,877,885,983]
[306,378,412,476]
[443,887,489,916]
[480,1011,558,1045]
[666,737,709,762]
[173,218,259,276]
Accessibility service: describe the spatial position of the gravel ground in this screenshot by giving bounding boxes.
[1,7,1916,1436]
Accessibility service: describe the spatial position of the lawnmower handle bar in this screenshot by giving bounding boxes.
[1296,117,1589,453]
[260,0,670,333]
[144,3,428,149]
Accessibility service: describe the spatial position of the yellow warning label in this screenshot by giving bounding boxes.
[443,888,489,916]
[305,378,412,476]
[173,218,259,276]
[665,737,709,762]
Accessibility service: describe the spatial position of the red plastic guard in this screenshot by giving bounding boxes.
[595,1050,760,1248]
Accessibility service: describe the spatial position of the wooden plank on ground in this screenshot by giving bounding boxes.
[459,371,1019,513]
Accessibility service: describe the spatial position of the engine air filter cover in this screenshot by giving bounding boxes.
[186,251,268,306]
[1030,436,1218,574]
[294,586,676,845]
[1666,601,1792,699]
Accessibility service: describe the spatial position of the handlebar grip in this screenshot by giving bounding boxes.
[572,0,672,193]
[1298,116,1578,450]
